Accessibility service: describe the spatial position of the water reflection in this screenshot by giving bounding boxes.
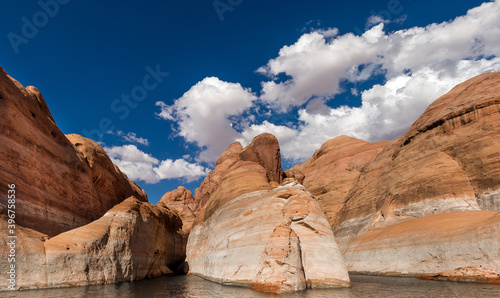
[3,274,499,297]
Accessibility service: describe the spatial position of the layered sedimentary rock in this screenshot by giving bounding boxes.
[187,134,349,293]
[157,186,196,232]
[343,211,500,275]
[334,72,500,250]
[164,133,285,232]
[291,72,500,278]
[187,180,350,293]
[0,67,146,236]
[0,197,186,290]
[0,68,184,291]
[288,136,389,226]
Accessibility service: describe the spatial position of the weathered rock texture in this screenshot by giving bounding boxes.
[291,72,500,277]
[186,134,349,293]
[288,136,390,226]
[0,197,186,290]
[0,67,146,236]
[187,180,350,293]
[162,133,285,232]
[0,68,184,291]
[420,265,500,284]
[343,211,500,275]
[157,186,196,232]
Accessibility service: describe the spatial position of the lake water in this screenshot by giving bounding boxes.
[3,274,500,298]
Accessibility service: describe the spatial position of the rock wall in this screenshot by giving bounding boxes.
[343,211,500,276]
[0,67,146,236]
[0,197,186,290]
[290,72,500,278]
[334,72,500,249]
[0,68,184,291]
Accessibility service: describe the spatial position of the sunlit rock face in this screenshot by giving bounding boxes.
[0,67,147,237]
[0,67,184,291]
[292,72,500,277]
[186,133,350,293]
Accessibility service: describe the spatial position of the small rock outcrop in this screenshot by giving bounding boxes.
[0,197,186,290]
[420,265,500,284]
[186,134,349,293]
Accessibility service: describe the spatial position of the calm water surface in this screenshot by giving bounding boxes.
[3,274,499,298]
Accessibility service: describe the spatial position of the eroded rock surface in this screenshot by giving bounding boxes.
[290,72,500,278]
[157,186,196,232]
[420,265,500,284]
[288,136,389,226]
[343,211,500,276]
[166,133,285,232]
[0,67,146,236]
[0,197,186,290]
[0,68,184,291]
[187,180,350,293]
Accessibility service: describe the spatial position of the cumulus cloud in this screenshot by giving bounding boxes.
[158,1,500,163]
[254,0,500,160]
[156,77,257,162]
[258,24,385,111]
[105,145,209,184]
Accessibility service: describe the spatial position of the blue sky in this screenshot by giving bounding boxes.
[1,0,499,204]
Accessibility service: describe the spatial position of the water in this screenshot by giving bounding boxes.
[3,274,499,298]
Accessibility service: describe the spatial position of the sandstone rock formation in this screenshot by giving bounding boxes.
[187,180,350,293]
[334,72,500,251]
[157,186,196,232]
[0,66,146,236]
[162,133,285,232]
[186,134,349,293]
[0,197,186,290]
[0,68,185,291]
[343,211,500,276]
[288,136,390,226]
[291,72,500,278]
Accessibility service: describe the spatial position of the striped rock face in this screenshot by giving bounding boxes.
[187,179,350,294]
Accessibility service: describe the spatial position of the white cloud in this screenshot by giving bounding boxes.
[258,24,385,111]
[253,0,500,161]
[156,77,257,163]
[157,1,500,164]
[115,131,149,146]
[104,145,209,184]
[238,120,298,147]
[367,15,391,26]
